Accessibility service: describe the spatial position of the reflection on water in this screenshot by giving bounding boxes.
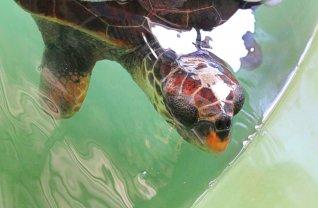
[152,9,259,71]
[134,170,156,200]
[41,140,133,208]
[1,0,317,207]
[0,63,56,172]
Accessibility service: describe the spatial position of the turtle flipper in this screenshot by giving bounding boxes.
[40,46,94,118]
[34,17,99,118]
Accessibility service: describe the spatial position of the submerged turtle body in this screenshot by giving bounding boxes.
[16,0,260,49]
[15,0,261,152]
[138,0,260,30]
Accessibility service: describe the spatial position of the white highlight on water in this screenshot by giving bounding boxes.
[152,9,256,72]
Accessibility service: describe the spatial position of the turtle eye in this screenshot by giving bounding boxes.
[233,89,245,115]
[164,95,198,128]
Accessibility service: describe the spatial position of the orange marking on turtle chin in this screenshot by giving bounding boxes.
[206,131,229,153]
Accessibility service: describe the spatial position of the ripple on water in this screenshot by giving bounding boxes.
[134,170,157,200]
[0,62,57,169]
[40,139,134,208]
[0,59,60,207]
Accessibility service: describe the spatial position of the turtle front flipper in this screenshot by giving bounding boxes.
[34,17,100,118]
[40,46,94,118]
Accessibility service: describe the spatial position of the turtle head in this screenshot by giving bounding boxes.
[161,50,244,152]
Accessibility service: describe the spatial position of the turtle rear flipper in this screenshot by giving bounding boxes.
[35,17,99,118]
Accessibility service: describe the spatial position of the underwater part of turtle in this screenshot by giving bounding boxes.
[14,0,261,152]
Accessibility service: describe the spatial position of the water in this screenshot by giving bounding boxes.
[0,0,317,207]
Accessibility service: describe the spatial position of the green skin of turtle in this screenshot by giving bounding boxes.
[14,0,260,152]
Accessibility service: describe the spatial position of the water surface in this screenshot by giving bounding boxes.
[0,0,316,207]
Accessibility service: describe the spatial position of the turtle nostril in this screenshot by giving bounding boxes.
[215,115,232,130]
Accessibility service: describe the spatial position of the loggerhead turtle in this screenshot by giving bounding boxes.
[14,0,262,152]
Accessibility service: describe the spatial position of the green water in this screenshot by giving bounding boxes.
[0,0,317,207]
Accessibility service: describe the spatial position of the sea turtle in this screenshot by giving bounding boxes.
[14,0,261,152]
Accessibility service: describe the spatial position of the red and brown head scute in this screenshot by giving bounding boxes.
[182,74,202,95]
[161,50,245,152]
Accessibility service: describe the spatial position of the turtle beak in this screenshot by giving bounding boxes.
[205,130,230,152]
[192,115,232,152]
